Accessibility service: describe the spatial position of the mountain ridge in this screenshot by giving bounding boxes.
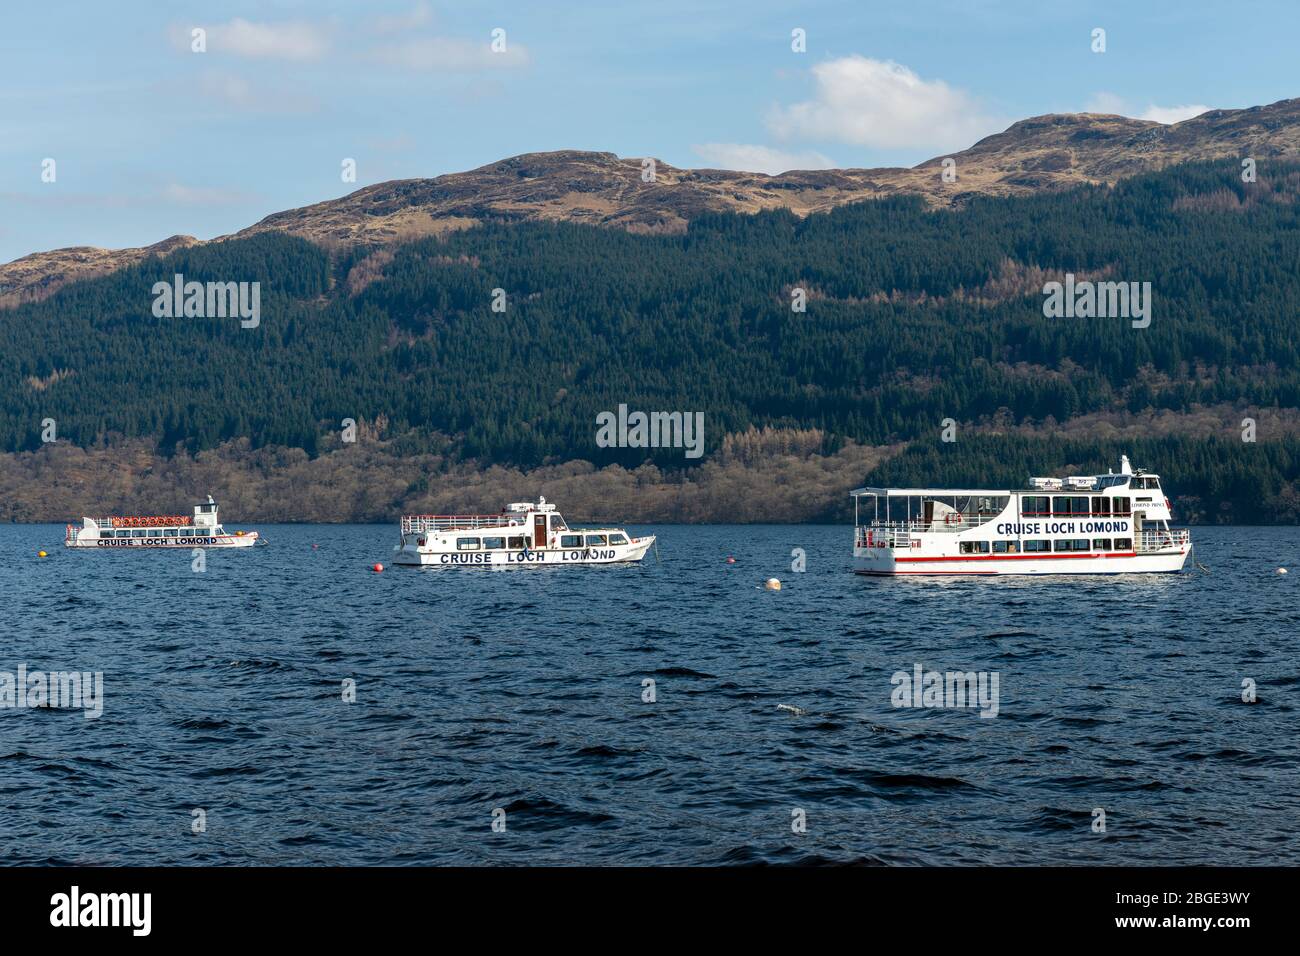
[4,97,1300,307]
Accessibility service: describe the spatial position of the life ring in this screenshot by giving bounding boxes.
[112,517,122,528]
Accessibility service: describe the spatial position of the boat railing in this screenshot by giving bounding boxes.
[401,514,527,534]
[856,524,919,548]
[1135,528,1190,553]
[1021,510,1133,518]
[858,517,992,537]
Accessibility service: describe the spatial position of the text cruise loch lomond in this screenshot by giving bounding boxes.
[65,496,259,549]
[392,497,655,567]
[851,456,1190,576]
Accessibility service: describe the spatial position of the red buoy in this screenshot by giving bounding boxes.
[372,563,384,573]
[725,556,736,564]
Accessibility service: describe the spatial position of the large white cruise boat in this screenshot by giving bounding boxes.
[64,496,259,549]
[851,455,1190,576]
[392,497,655,567]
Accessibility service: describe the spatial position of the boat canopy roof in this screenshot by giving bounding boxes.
[850,487,1015,498]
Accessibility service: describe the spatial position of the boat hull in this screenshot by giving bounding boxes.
[67,533,259,549]
[393,535,655,567]
[853,546,1188,576]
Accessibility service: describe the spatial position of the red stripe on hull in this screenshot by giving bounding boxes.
[893,551,1139,563]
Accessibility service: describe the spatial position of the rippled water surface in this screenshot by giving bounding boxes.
[2,523,1297,865]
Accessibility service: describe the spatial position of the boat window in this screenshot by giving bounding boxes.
[551,515,568,531]
[508,536,526,549]
[560,534,582,548]
[1115,538,1133,550]
[1053,538,1088,552]
[609,533,628,545]
[1024,540,1051,553]
[1022,496,1050,516]
[148,528,163,537]
[164,529,178,536]
[959,541,990,554]
[482,536,505,549]
[1112,497,1131,515]
[132,530,146,537]
[456,537,481,550]
[1091,497,1110,515]
[1093,538,1112,550]
[1051,496,1090,515]
[585,534,608,547]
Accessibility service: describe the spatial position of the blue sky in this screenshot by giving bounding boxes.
[1,0,1295,263]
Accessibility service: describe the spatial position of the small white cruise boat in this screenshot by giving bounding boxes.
[392,497,654,567]
[851,455,1190,576]
[65,496,259,549]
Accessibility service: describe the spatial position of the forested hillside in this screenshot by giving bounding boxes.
[3,157,1300,522]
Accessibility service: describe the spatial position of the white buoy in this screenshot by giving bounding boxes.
[764,577,781,591]
[1278,568,1288,574]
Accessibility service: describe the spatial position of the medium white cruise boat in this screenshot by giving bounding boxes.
[65,496,259,549]
[392,497,654,567]
[851,456,1190,576]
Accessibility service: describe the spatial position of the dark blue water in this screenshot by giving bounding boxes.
[2,523,1297,865]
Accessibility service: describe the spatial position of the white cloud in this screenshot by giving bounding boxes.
[692,143,836,175]
[373,2,433,35]
[1084,92,1129,115]
[1139,104,1212,124]
[197,72,320,113]
[766,56,1002,152]
[371,36,529,72]
[1086,93,1212,125]
[172,19,332,61]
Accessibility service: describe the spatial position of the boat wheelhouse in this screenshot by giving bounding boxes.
[392,497,655,567]
[851,456,1190,576]
[65,496,259,549]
